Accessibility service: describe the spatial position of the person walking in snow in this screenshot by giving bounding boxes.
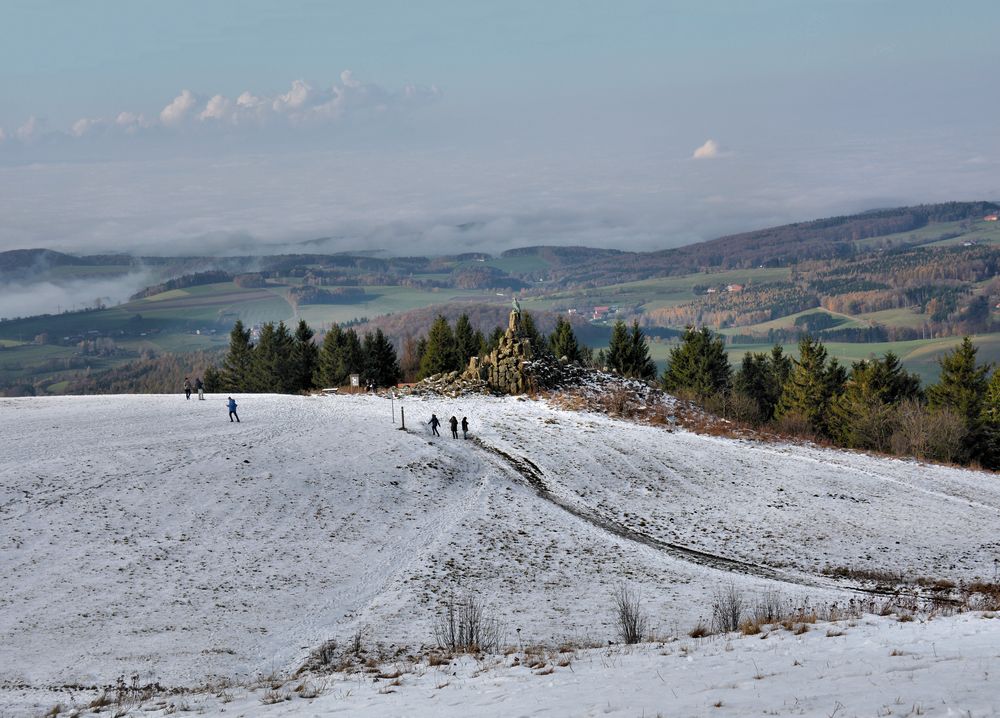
[183,377,192,400]
[461,416,469,439]
[428,413,441,437]
[227,397,240,423]
[195,376,205,400]
[449,416,459,439]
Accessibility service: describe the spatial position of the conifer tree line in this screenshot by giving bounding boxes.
[662,325,1000,469]
[209,312,667,392]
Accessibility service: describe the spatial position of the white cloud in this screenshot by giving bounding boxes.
[160,90,197,126]
[16,116,44,142]
[71,117,101,137]
[272,79,311,113]
[340,70,361,88]
[693,139,721,159]
[200,94,233,122]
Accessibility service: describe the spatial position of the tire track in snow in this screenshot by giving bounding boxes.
[472,438,940,602]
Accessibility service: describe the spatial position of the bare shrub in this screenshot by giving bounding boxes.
[712,583,745,633]
[296,638,338,676]
[752,590,787,625]
[891,401,967,463]
[688,620,711,638]
[598,387,639,418]
[434,595,504,654]
[612,584,648,645]
[260,688,290,705]
[773,411,815,439]
[924,408,968,464]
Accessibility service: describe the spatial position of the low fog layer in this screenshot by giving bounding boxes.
[1,132,998,260]
[0,272,153,321]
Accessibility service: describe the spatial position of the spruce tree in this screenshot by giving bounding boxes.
[734,347,790,422]
[316,324,345,387]
[362,328,401,388]
[627,320,657,380]
[340,328,364,382]
[520,311,547,355]
[221,319,254,391]
[606,320,630,375]
[979,368,1000,469]
[203,365,222,393]
[662,325,731,398]
[251,321,294,392]
[289,319,318,393]
[485,326,505,353]
[828,353,921,450]
[454,314,479,368]
[419,315,458,378]
[927,336,991,462]
[548,316,583,362]
[775,336,844,436]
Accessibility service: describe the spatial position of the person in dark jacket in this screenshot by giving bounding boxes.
[428,413,440,436]
[461,416,469,439]
[183,377,192,400]
[227,397,240,422]
[195,377,205,400]
[449,416,459,439]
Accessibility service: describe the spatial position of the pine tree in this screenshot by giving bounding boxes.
[454,314,479,368]
[662,325,731,398]
[979,369,1000,469]
[316,324,345,387]
[485,326,505,353]
[340,328,364,382]
[251,321,294,392]
[627,320,657,380]
[606,320,630,375]
[520,311,547,355]
[733,346,790,422]
[928,336,991,462]
[221,319,254,391]
[548,316,583,362]
[419,315,458,379]
[775,336,844,436]
[362,328,401,388]
[828,353,921,450]
[289,319,318,393]
[203,365,222,393]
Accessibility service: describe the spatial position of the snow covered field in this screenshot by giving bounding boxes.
[2,393,1000,715]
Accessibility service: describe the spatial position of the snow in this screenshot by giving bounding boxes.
[2,392,1000,716]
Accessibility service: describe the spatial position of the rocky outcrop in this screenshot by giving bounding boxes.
[464,311,536,394]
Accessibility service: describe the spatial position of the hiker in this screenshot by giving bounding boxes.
[461,416,469,439]
[195,377,205,400]
[183,377,192,400]
[449,416,459,439]
[227,397,240,423]
[428,413,441,437]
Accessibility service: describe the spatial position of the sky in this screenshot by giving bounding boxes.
[0,0,998,258]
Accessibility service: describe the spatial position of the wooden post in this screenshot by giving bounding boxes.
[399,406,405,430]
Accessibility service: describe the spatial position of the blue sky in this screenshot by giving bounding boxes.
[0,1,998,256]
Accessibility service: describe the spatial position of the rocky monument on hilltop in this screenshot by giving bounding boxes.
[463,306,536,394]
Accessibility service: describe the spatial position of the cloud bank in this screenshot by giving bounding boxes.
[0,73,440,152]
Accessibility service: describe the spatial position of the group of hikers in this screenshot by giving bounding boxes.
[428,413,469,439]
[181,377,240,422]
[182,377,205,400]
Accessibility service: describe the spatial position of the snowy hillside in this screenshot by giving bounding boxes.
[2,393,1000,715]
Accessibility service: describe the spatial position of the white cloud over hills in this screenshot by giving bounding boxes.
[0,73,440,149]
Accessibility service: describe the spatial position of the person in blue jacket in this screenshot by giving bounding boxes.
[227,397,240,423]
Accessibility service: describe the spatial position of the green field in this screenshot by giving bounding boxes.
[531,267,791,312]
